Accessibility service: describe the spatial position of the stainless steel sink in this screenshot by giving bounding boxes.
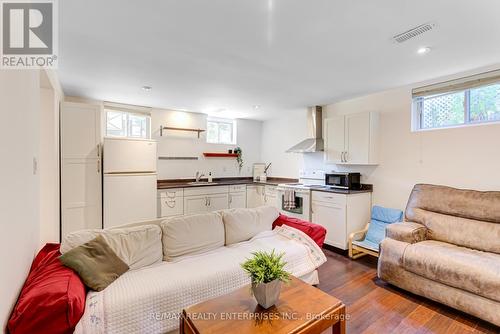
[187,181,218,186]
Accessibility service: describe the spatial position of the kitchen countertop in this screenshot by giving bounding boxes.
[309,184,373,194]
[157,177,299,190]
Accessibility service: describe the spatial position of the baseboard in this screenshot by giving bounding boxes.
[322,244,348,256]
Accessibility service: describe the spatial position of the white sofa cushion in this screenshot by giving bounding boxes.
[222,206,279,245]
[60,224,163,270]
[161,212,225,261]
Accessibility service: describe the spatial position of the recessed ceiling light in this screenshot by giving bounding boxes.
[142,85,152,91]
[417,47,431,55]
[253,105,261,109]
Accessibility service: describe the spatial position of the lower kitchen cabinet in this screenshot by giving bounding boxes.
[246,185,264,208]
[311,191,371,250]
[229,192,246,209]
[183,194,230,214]
[182,186,230,215]
[158,188,184,218]
[184,195,209,215]
[263,185,278,208]
[207,193,230,211]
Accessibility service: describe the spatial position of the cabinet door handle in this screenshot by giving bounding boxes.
[340,152,344,162]
[165,200,175,208]
[344,151,348,162]
[205,197,208,206]
[229,194,232,204]
[208,198,211,206]
[97,144,100,157]
[97,160,100,173]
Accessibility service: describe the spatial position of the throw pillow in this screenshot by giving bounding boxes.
[60,235,129,291]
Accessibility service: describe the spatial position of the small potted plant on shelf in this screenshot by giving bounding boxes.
[241,250,291,309]
[233,147,243,172]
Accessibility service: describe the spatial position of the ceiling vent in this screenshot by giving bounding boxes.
[392,22,437,43]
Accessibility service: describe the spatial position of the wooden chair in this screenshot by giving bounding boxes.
[348,206,403,259]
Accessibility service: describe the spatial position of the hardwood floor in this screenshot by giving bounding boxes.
[316,249,500,334]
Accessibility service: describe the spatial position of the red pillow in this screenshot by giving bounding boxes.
[8,243,87,334]
[273,214,327,248]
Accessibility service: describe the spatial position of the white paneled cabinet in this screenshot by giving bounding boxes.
[324,112,379,165]
[184,195,211,214]
[229,184,246,209]
[311,191,371,250]
[324,115,345,164]
[61,102,102,237]
[207,193,230,211]
[158,188,184,217]
[246,185,265,208]
[183,186,229,215]
[263,185,278,208]
[229,192,246,209]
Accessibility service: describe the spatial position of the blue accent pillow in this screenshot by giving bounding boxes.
[371,205,403,224]
[364,206,403,247]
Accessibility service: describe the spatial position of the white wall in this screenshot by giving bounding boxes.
[261,65,500,211]
[39,83,60,245]
[0,70,40,330]
[324,85,500,210]
[152,109,263,179]
[261,110,306,177]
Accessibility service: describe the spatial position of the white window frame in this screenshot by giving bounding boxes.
[412,71,500,132]
[206,117,237,145]
[105,109,151,139]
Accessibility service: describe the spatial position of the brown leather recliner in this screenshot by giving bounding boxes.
[378,184,500,326]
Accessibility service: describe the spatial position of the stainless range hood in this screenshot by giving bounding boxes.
[286,106,324,153]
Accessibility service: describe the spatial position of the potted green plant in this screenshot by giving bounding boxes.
[233,147,243,172]
[241,250,291,309]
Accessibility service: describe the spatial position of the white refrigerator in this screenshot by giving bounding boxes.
[103,138,157,228]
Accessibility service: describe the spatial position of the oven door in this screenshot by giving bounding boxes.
[277,189,310,221]
[325,174,349,189]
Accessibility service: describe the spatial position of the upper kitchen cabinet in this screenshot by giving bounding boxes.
[324,111,379,165]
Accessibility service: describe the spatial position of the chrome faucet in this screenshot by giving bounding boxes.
[195,171,205,182]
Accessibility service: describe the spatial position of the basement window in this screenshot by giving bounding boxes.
[412,71,500,131]
[105,109,151,139]
[206,117,237,145]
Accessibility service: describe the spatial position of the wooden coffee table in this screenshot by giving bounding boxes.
[180,276,346,334]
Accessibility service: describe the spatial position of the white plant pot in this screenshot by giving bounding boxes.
[251,279,282,309]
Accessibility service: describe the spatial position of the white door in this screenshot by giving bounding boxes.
[61,159,102,236]
[246,185,264,208]
[103,138,157,173]
[208,193,229,211]
[104,173,157,228]
[324,116,345,164]
[311,201,347,249]
[61,102,102,237]
[229,192,246,209]
[61,102,101,159]
[184,195,208,214]
[345,113,370,164]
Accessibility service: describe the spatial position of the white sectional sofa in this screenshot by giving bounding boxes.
[60,206,327,334]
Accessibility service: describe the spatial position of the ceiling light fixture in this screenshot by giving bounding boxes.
[142,85,152,91]
[417,47,431,55]
[253,105,261,109]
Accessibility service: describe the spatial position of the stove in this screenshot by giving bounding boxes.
[276,170,325,221]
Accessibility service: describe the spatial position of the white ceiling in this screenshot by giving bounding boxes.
[59,0,500,120]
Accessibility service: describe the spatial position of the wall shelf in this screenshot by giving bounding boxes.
[160,125,205,138]
[203,153,238,158]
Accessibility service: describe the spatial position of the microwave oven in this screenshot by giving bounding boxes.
[325,172,361,190]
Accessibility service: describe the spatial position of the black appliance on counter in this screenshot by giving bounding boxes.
[325,172,361,190]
